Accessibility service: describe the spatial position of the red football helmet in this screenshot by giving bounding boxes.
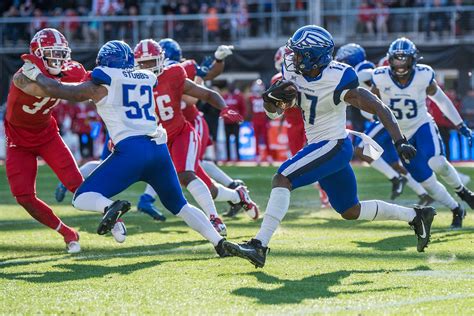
[133,39,165,76]
[29,28,71,75]
[378,55,390,67]
[274,45,291,72]
[250,79,265,94]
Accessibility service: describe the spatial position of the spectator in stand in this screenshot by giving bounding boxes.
[454,0,469,36]
[427,0,449,39]
[205,6,220,42]
[427,88,461,161]
[375,0,389,40]
[3,6,21,45]
[31,8,47,34]
[222,84,246,162]
[357,0,375,36]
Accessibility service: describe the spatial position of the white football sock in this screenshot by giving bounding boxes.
[358,200,416,222]
[370,158,399,180]
[404,173,428,196]
[73,192,113,213]
[201,160,233,186]
[186,178,218,218]
[177,203,223,246]
[421,174,458,209]
[255,187,291,247]
[79,160,101,178]
[428,156,463,190]
[214,183,240,203]
[144,184,158,198]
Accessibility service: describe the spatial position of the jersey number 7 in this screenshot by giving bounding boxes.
[122,84,155,121]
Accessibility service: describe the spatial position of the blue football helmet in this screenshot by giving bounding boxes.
[158,38,182,62]
[335,43,366,67]
[286,25,334,76]
[96,40,134,69]
[387,37,418,78]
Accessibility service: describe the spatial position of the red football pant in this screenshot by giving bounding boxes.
[6,132,83,239]
[287,122,306,156]
[192,114,211,160]
[253,121,270,157]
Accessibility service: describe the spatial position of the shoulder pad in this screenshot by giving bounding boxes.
[91,67,112,86]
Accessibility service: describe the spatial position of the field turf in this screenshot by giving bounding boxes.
[0,165,473,314]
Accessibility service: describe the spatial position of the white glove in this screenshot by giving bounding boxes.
[214,45,234,60]
[21,61,41,81]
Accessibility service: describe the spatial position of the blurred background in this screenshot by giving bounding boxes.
[1,0,474,163]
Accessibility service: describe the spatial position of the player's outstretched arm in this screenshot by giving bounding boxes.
[345,87,417,160]
[34,74,107,103]
[201,45,233,80]
[12,72,49,97]
[183,78,226,110]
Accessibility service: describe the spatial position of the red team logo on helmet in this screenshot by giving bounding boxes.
[29,28,71,75]
[133,39,166,76]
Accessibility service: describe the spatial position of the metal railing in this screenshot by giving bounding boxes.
[0,5,473,53]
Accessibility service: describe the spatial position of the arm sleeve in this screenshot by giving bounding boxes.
[428,86,463,126]
[334,67,359,105]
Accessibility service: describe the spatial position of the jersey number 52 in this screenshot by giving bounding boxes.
[122,84,155,121]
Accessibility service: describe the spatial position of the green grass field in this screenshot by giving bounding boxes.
[0,165,473,314]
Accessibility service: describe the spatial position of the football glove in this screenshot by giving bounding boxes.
[220,107,243,123]
[459,123,473,147]
[395,138,417,162]
[214,45,234,60]
[21,54,49,81]
[262,80,297,105]
[195,56,213,78]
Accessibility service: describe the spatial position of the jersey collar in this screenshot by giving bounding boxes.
[388,69,415,89]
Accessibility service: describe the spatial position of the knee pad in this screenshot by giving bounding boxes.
[428,156,450,174]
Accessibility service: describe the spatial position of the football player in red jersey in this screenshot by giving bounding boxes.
[134,39,259,235]
[5,28,86,253]
[272,46,330,208]
[247,79,273,164]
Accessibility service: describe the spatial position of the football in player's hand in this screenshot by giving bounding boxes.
[262,79,298,110]
[277,83,297,109]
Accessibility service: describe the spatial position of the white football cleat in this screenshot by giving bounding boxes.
[66,241,81,254]
[112,218,127,243]
[236,186,260,220]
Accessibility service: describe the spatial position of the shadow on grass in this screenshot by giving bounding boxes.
[231,266,429,304]
[353,229,474,251]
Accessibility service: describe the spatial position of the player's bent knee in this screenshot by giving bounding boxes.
[428,156,449,174]
[340,204,361,220]
[15,194,37,209]
[272,173,291,190]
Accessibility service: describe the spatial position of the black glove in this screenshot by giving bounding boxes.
[459,123,472,147]
[262,80,297,104]
[395,137,417,162]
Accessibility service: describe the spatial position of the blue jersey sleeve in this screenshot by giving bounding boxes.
[334,67,359,105]
[91,67,112,86]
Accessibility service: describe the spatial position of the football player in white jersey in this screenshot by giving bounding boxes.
[336,43,432,205]
[20,40,244,257]
[224,25,436,268]
[372,37,473,229]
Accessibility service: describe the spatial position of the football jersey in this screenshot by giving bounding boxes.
[372,64,435,138]
[282,57,359,143]
[91,66,166,145]
[152,64,188,141]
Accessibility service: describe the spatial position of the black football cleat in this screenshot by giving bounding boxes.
[417,194,435,206]
[409,206,436,252]
[97,200,131,235]
[390,176,407,200]
[450,204,466,229]
[223,238,269,268]
[456,187,474,209]
[215,239,232,258]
